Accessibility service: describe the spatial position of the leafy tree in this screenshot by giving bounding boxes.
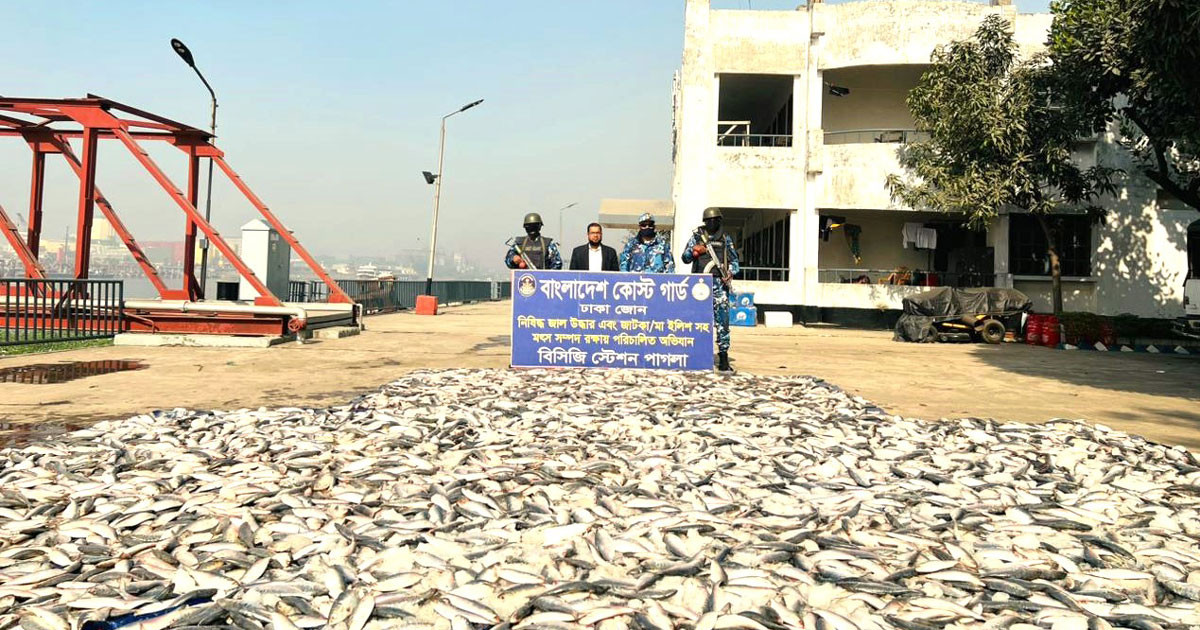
[1049,0,1200,212]
[887,15,1116,315]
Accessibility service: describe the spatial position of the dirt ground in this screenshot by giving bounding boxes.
[2,301,1198,450]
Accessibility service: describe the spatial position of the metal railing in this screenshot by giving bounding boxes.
[717,134,794,148]
[818,268,995,288]
[823,129,930,145]
[289,279,505,314]
[1,278,124,346]
[738,267,791,282]
[716,121,793,147]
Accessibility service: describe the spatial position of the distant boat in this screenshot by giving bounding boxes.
[355,264,379,279]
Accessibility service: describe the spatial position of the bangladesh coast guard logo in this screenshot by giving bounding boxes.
[691,279,711,302]
[517,274,537,298]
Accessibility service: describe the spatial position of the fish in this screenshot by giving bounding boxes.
[0,369,1197,630]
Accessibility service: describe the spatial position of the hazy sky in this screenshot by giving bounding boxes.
[0,0,1052,271]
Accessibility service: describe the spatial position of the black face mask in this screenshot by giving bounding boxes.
[639,227,655,239]
[525,224,541,237]
[704,218,722,234]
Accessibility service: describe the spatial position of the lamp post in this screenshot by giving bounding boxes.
[556,202,579,244]
[424,99,484,296]
[170,38,217,298]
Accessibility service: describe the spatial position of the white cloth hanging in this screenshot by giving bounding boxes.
[902,222,923,249]
[902,223,938,250]
[916,227,938,250]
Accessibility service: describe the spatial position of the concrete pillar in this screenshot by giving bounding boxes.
[239,219,291,302]
[993,215,1013,288]
[671,0,715,259]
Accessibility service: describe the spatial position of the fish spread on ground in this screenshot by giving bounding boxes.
[1,368,1199,630]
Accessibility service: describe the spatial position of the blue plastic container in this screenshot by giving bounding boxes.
[731,292,755,308]
[730,306,757,327]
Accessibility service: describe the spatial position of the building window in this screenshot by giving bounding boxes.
[1009,214,1092,277]
[720,208,790,281]
[717,74,793,148]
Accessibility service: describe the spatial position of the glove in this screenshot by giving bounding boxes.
[517,259,528,269]
[511,255,523,267]
[692,244,706,258]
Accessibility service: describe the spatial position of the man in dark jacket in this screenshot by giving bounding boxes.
[569,223,619,272]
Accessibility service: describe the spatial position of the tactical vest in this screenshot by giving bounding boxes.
[691,228,729,274]
[515,235,553,269]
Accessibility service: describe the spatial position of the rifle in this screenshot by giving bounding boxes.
[694,228,733,292]
[505,237,539,270]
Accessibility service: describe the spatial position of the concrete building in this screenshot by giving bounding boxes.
[670,0,1198,323]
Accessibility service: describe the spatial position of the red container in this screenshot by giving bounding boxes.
[1099,321,1116,347]
[1025,314,1042,345]
[1042,315,1061,347]
[414,294,439,316]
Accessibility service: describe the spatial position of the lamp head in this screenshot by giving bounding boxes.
[422,171,438,185]
[170,38,196,68]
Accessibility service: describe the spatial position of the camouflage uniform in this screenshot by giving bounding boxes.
[504,236,562,270]
[682,230,740,354]
[619,236,674,273]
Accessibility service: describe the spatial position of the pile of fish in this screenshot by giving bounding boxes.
[2,368,1199,630]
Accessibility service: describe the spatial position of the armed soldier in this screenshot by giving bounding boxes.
[682,207,740,374]
[504,212,562,270]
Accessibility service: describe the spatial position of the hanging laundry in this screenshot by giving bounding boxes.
[902,222,938,250]
[902,222,923,248]
[916,227,937,250]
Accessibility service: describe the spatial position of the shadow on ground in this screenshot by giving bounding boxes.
[970,342,1200,399]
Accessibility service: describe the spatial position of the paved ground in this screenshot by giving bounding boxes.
[2,301,1198,450]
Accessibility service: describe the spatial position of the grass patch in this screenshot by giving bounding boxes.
[0,337,114,357]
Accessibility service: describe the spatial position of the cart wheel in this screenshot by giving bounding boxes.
[980,319,1005,344]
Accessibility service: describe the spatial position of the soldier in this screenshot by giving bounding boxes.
[504,212,562,270]
[619,213,675,273]
[682,207,740,374]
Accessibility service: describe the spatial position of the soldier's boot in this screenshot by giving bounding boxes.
[717,351,733,374]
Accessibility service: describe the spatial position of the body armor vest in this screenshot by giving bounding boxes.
[515,235,553,269]
[691,228,728,274]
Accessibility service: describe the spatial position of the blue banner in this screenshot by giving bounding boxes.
[511,271,715,371]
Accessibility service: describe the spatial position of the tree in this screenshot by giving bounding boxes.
[1049,0,1200,212]
[886,15,1116,315]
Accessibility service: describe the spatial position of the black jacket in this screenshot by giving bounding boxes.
[569,244,619,272]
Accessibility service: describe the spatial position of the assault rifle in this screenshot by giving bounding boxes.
[694,228,733,292]
[505,237,539,270]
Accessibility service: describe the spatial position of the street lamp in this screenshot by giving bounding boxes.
[556,202,579,243]
[170,37,218,298]
[424,98,484,296]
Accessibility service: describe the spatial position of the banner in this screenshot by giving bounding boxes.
[511,271,715,371]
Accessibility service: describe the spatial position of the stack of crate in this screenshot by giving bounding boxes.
[730,292,756,327]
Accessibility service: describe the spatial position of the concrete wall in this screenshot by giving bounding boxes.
[819,283,928,310]
[709,148,804,209]
[1014,279,1097,314]
[711,10,808,75]
[821,65,927,133]
[822,89,915,134]
[820,144,907,210]
[816,1,1006,69]
[1088,138,1195,318]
